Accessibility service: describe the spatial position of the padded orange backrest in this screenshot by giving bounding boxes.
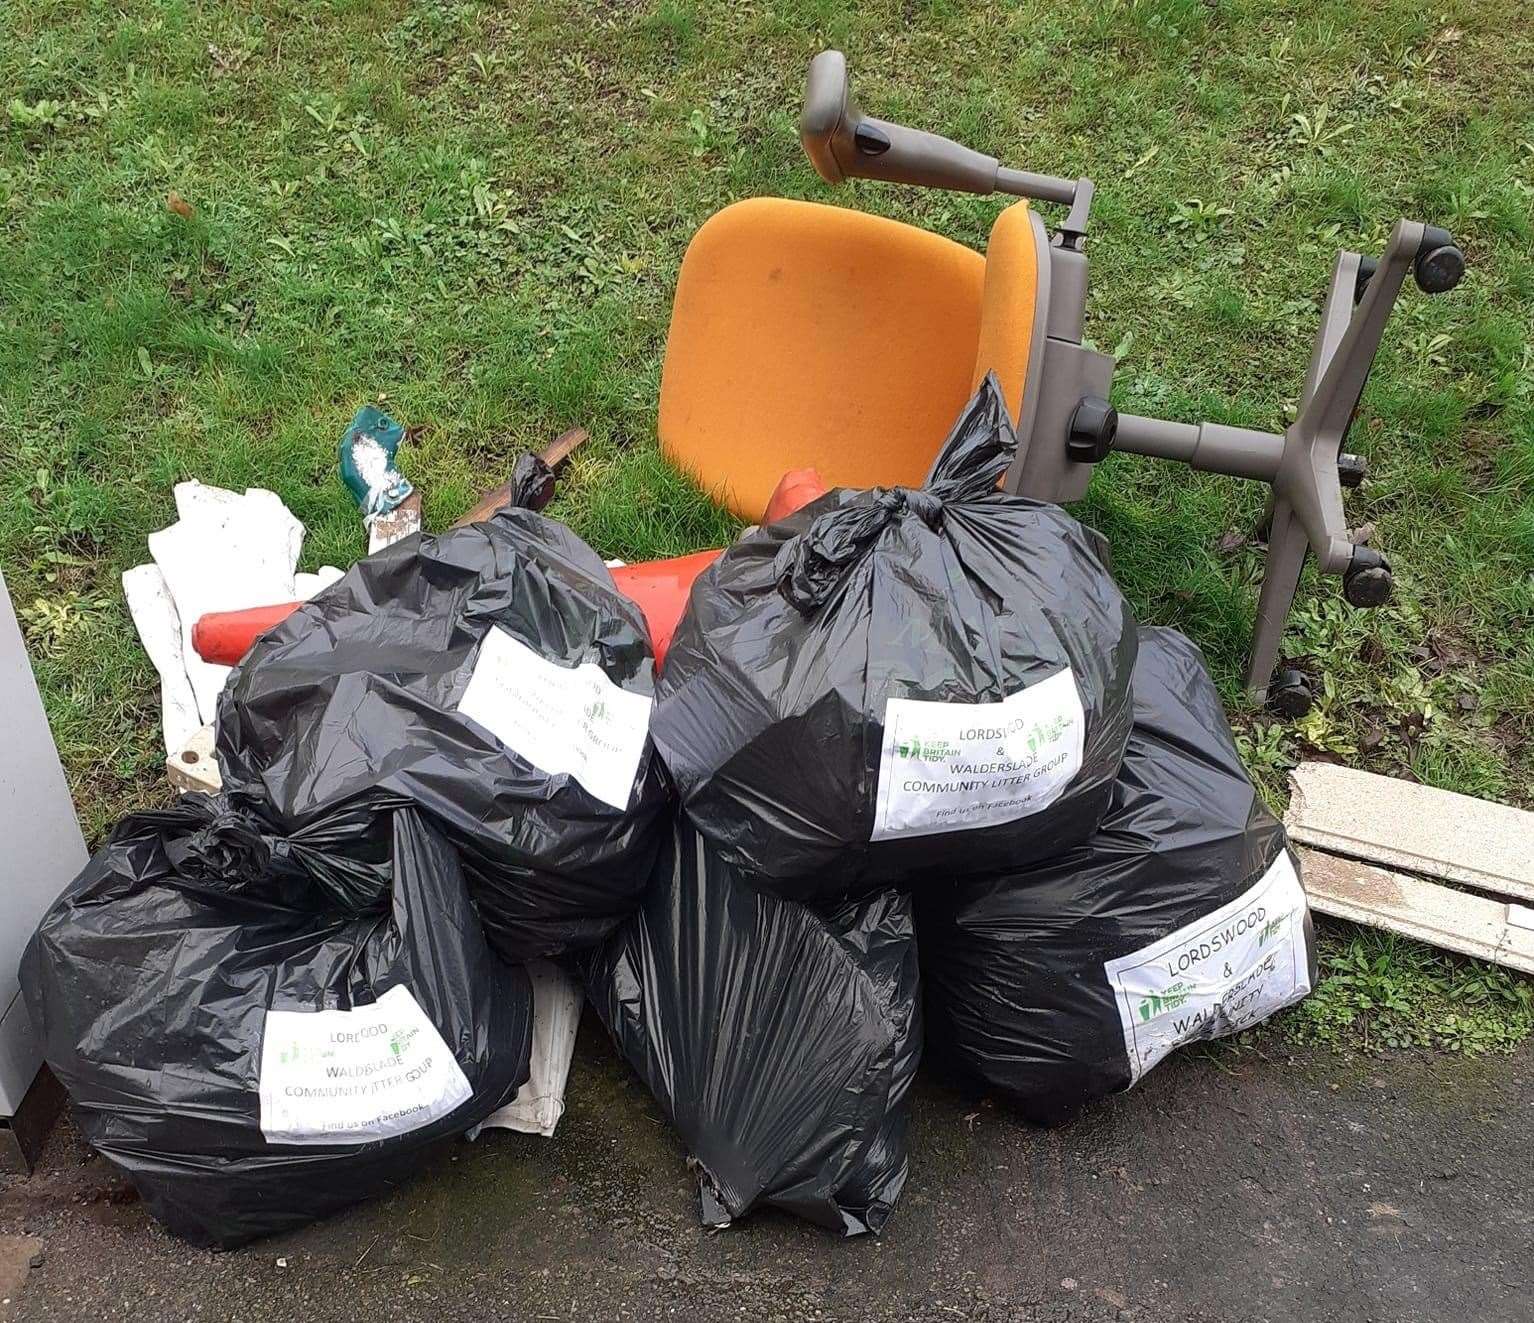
[658,198,1038,520]
[972,202,1040,425]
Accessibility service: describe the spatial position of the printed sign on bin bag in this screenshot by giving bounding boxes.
[258,984,473,1145]
[1104,851,1312,1085]
[872,667,1086,841]
[457,625,653,811]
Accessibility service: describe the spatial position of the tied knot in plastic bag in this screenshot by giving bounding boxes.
[157,795,398,915]
[776,486,944,613]
[771,375,1016,614]
[165,799,272,884]
[507,452,557,512]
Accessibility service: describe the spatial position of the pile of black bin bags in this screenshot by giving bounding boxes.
[25,483,663,1248]
[24,377,1316,1249]
[588,378,1311,1234]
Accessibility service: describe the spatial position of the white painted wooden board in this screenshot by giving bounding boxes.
[1297,848,1534,975]
[166,724,222,795]
[1286,762,1534,903]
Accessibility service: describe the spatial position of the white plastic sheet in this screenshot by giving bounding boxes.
[124,483,342,753]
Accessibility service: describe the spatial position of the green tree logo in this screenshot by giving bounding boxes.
[1137,984,1191,1022]
[1025,714,1071,755]
[896,736,954,761]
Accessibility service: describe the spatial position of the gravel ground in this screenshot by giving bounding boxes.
[3,1014,1529,1322]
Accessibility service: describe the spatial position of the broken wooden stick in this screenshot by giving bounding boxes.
[453,427,589,529]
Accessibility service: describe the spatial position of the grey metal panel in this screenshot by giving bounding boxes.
[1005,209,1054,469]
[1006,338,1115,503]
[0,993,42,1114]
[0,569,87,1115]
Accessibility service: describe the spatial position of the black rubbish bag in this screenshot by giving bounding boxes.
[216,503,670,961]
[917,627,1317,1123]
[22,795,534,1248]
[583,817,921,1235]
[651,375,1138,901]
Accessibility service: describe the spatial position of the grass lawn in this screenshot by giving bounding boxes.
[2,0,1532,1049]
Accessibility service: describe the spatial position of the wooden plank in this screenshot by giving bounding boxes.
[1286,762,1534,903]
[538,426,589,470]
[1297,847,1534,975]
[366,489,422,553]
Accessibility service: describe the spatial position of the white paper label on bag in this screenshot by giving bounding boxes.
[258,985,472,1145]
[1105,851,1313,1085]
[457,626,653,810]
[871,667,1086,841]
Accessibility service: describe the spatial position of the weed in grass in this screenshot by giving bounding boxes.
[641,2,698,56]
[556,445,742,565]
[1287,928,1534,1056]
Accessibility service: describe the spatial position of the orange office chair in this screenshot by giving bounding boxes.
[655,50,1466,717]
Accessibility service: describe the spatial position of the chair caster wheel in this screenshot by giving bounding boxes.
[1414,227,1466,294]
[1267,669,1313,719]
[1344,546,1392,608]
